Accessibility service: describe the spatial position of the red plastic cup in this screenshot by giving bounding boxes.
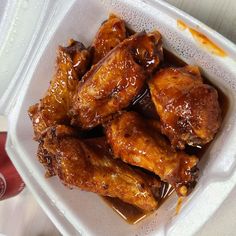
[0,132,25,200]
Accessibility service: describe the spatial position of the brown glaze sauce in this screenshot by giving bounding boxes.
[101,48,228,224]
[103,184,174,224]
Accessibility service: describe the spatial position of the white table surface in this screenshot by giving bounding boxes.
[1,0,236,235]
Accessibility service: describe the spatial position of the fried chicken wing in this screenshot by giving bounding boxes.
[148,65,221,149]
[105,112,198,196]
[28,41,91,140]
[70,31,163,129]
[91,14,127,64]
[41,125,164,211]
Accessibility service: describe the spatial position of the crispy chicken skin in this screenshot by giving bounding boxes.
[148,66,221,149]
[38,143,54,177]
[37,125,78,177]
[28,41,90,140]
[41,125,163,211]
[91,14,127,64]
[105,112,198,196]
[70,31,163,129]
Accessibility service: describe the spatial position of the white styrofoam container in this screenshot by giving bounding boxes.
[1,0,236,235]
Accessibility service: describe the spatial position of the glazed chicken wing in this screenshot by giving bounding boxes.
[41,125,164,211]
[105,112,199,196]
[28,40,91,140]
[70,31,163,129]
[91,14,127,64]
[148,65,221,149]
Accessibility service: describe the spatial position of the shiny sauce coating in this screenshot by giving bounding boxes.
[101,48,228,224]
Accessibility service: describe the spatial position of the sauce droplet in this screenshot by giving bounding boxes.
[175,197,183,215]
[177,19,187,31]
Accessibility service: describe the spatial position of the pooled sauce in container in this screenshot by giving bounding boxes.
[101,48,229,224]
[103,184,174,224]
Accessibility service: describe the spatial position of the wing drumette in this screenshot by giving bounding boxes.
[148,65,221,149]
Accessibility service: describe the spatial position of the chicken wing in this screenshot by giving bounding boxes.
[148,65,221,149]
[41,124,164,211]
[105,112,199,196]
[28,40,91,140]
[70,31,163,129]
[91,14,127,64]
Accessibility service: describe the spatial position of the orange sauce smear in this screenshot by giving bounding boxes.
[189,28,227,57]
[175,197,183,215]
[176,19,227,57]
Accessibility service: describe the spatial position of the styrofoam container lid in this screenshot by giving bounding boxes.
[1,0,236,235]
[0,0,73,114]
